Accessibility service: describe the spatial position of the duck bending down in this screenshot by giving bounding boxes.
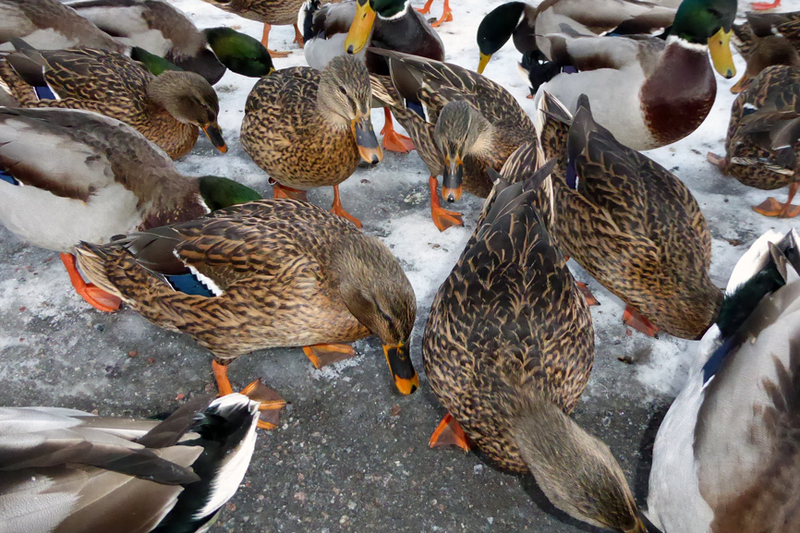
[74,198,419,428]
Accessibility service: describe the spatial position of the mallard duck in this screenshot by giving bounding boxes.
[300,0,444,153]
[74,198,419,429]
[536,93,722,338]
[0,393,261,533]
[241,55,381,228]
[475,0,679,76]
[422,158,656,532]
[64,0,225,84]
[0,107,260,313]
[415,0,452,28]
[729,34,800,93]
[0,44,226,159]
[199,0,307,57]
[368,48,536,231]
[0,0,125,53]
[732,10,800,60]
[647,229,800,533]
[707,44,800,218]
[202,27,276,77]
[532,0,736,151]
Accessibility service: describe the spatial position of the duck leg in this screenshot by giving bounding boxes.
[60,253,121,312]
[430,0,453,27]
[416,0,435,14]
[429,176,463,231]
[622,304,659,338]
[330,185,362,228]
[212,360,285,430]
[293,23,304,47]
[429,413,470,452]
[272,181,308,201]
[261,23,291,58]
[381,109,415,153]
[752,183,800,218]
[575,281,599,307]
[303,344,356,368]
[752,0,780,10]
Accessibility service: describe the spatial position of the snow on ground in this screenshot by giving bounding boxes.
[0,1,798,531]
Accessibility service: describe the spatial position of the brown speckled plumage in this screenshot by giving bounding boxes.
[422,160,594,472]
[369,49,535,199]
[718,65,800,192]
[733,11,800,61]
[75,198,416,368]
[241,56,374,191]
[538,94,721,340]
[199,0,304,25]
[0,47,220,159]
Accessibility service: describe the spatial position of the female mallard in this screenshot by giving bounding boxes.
[199,0,307,57]
[0,394,261,533]
[733,11,800,65]
[536,93,721,338]
[0,107,260,313]
[422,158,655,532]
[74,198,419,427]
[0,45,227,160]
[301,0,444,153]
[475,0,679,76]
[707,40,800,218]
[533,0,736,151]
[368,48,536,231]
[647,230,800,533]
[0,0,125,52]
[241,55,381,228]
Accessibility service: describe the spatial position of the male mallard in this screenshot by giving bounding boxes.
[0,44,226,159]
[241,55,381,228]
[368,48,536,231]
[65,0,226,84]
[0,107,260,312]
[422,159,656,532]
[0,0,125,53]
[647,230,800,533]
[0,394,261,533]
[301,0,444,153]
[533,0,737,151]
[536,93,722,338]
[203,27,276,77]
[199,0,307,57]
[74,198,419,429]
[707,42,800,218]
[475,0,679,76]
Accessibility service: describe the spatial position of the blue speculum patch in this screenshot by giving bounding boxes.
[165,272,216,297]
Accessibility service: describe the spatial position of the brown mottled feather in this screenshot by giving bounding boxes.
[422,163,593,472]
[75,198,416,366]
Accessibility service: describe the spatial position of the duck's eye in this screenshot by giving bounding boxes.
[339,86,348,95]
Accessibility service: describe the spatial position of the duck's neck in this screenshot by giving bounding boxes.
[509,392,642,531]
[640,36,716,146]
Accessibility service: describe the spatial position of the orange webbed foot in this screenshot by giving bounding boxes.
[60,252,121,312]
[381,127,415,153]
[213,361,286,430]
[430,4,453,27]
[330,185,362,228]
[752,0,780,10]
[303,343,356,369]
[752,197,800,218]
[429,175,463,231]
[576,281,599,307]
[622,305,659,338]
[272,182,308,201]
[429,413,470,452]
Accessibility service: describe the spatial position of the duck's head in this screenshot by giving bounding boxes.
[509,391,664,533]
[345,0,408,54]
[670,0,737,79]
[434,101,493,203]
[196,176,262,211]
[148,71,227,153]
[203,27,276,78]
[476,2,528,74]
[731,36,800,93]
[318,55,383,165]
[334,234,418,395]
